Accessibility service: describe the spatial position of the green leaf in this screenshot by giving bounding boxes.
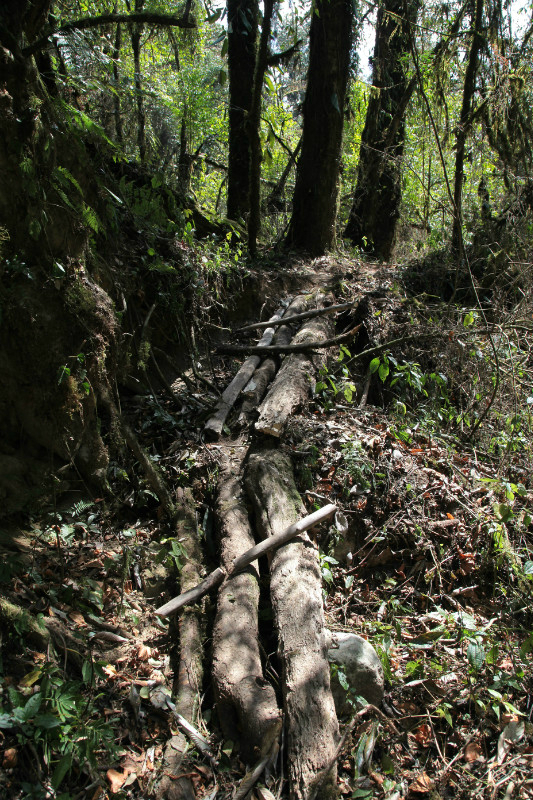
[463,311,475,327]
[340,673,351,693]
[221,36,228,58]
[34,714,61,729]
[330,91,340,114]
[369,357,380,374]
[51,753,73,790]
[523,561,533,577]
[0,713,13,728]
[467,641,485,672]
[378,361,390,382]
[345,575,354,589]
[22,692,42,721]
[264,74,276,94]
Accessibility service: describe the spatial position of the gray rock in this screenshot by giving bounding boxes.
[326,630,384,715]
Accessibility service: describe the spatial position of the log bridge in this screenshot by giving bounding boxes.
[156,292,361,800]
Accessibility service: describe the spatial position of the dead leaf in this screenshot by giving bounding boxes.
[408,772,435,795]
[137,644,152,661]
[69,611,87,627]
[3,747,18,768]
[413,724,432,748]
[107,768,126,793]
[464,741,484,762]
[497,720,525,765]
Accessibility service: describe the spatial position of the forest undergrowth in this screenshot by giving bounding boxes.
[0,252,532,800]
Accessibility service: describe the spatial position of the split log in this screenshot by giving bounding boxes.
[156,488,204,800]
[203,304,287,440]
[239,295,310,423]
[155,504,336,618]
[212,448,281,764]
[238,301,354,332]
[244,448,339,800]
[255,302,335,438]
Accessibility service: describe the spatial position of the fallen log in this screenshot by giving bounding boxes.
[255,300,335,438]
[238,301,354,332]
[244,448,339,800]
[203,304,287,440]
[155,488,204,800]
[239,295,310,423]
[155,503,336,617]
[212,448,281,764]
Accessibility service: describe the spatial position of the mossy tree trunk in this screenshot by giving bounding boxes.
[285,0,354,256]
[344,0,419,261]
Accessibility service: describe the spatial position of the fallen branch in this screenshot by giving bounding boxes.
[217,325,361,355]
[155,503,336,617]
[238,301,354,332]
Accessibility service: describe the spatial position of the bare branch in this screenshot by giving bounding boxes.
[23,13,196,57]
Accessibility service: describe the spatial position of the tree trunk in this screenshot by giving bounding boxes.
[285,0,354,256]
[451,0,484,256]
[112,15,123,144]
[130,0,146,162]
[247,0,276,256]
[344,0,419,261]
[178,110,192,192]
[227,0,258,221]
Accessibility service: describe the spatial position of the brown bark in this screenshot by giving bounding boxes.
[255,301,334,437]
[155,503,336,617]
[212,449,281,764]
[285,0,354,255]
[245,449,339,800]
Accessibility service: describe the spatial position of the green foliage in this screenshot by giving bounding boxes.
[0,661,117,795]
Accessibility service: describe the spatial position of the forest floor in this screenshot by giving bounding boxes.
[1,254,532,800]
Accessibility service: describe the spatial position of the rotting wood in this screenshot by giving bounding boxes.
[216,325,360,355]
[244,448,339,800]
[255,300,335,438]
[212,448,281,764]
[156,488,204,800]
[155,503,336,617]
[203,303,288,440]
[238,301,354,332]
